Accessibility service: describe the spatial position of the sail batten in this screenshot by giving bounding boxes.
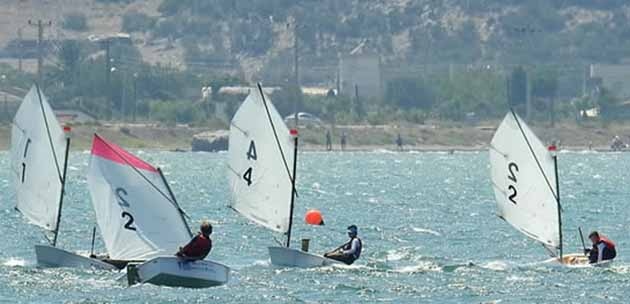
[87,135,190,260]
[10,85,66,232]
[228,88,294,234]
[489,111,560,253]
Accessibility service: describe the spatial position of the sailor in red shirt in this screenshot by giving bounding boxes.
[176,221,213,260]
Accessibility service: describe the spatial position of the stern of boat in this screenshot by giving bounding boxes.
[268,246,337,268]
[132,256,230,288]
[34,245,117,270]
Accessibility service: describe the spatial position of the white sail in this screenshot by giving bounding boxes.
[87,134,191,261]
[228,87,295,233]
[10,85,66,231]
[489,111,560,252]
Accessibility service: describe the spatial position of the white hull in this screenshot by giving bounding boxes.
[268,246,339,268]
[133,257,229,288]
[34,245,117,270]
[543,253,613,268]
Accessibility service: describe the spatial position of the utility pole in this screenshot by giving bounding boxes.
[354,84,360,117]
[133,73,138,122]
[17,28,23,73]
[293,22,299,89]
[550,97,555,128]
[121,71,127,122]
[287,20,301,128]
[104,39,112,120]
[526,69,531,121]
[1,74,7,122]
[28,19,52,84]
[293,21,300,128]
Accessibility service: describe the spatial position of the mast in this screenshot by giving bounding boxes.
[285,129,299,248]
[550,144,563,261]
[157,167,193,237]
[256,83,298,243]
[52,126,71,247]
[257,83,294,188]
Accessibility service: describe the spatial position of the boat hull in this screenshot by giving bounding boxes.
[132,257,230,288]
[34,245,117,270]
[545,253,613,268]
[268,246,339,268]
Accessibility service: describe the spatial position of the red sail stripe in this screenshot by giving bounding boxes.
[90,134,157,172]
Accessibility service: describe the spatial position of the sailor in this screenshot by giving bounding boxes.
[176,221,213,261]
[396,133,403,151]
[584,231,616,264]
[326,130,332,151]
[324,225,362,265]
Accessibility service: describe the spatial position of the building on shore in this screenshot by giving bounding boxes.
[589,64,630,98]
[339,40,383,101]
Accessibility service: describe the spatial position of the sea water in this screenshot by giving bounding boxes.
[0,150,628,303]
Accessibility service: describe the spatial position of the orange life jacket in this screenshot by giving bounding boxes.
[599,236,616,250]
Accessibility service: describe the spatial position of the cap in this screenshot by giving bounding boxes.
[347,225,358,234]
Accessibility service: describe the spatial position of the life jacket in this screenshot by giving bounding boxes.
[342,237,362,259]
[182,234,212,259]
[598,236,616,250]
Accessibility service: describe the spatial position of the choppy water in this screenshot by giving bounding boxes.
[1,150,630,303]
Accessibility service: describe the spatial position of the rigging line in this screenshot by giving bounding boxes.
[41,230,53,246]
[93,134,175,206]
[156,167,189,216]
[157,167,192,237]
[35,85,63,183]
[488,144,507,157]
[230,121,248,136]
[257,83,295,186]
[542,243,558,258]
[490,181,507,195]
[227,165,241,178]
[509,109,558,202]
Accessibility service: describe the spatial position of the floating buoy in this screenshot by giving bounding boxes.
[305,209,324,226]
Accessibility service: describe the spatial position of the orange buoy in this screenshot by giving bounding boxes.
[305,209,324,226]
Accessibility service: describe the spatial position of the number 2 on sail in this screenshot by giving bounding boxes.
[507,162,519,204]
[122,212,137,231]
[115,187,136,230]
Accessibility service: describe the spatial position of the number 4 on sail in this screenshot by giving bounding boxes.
[228,84,339,268]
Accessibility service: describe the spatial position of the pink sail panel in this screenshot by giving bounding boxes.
[90,134,157,172]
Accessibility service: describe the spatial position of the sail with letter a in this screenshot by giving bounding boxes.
[227,87,295,234]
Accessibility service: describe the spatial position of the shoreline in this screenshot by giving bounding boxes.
[0,121,626,152]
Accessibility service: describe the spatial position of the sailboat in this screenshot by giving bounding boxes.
[489,110,589,266]
[87,134,229,287]
[11,85,115,269]
[228,84,337,268]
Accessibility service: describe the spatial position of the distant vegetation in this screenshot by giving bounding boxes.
[4,0,630,127]
[143,0,630,65]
